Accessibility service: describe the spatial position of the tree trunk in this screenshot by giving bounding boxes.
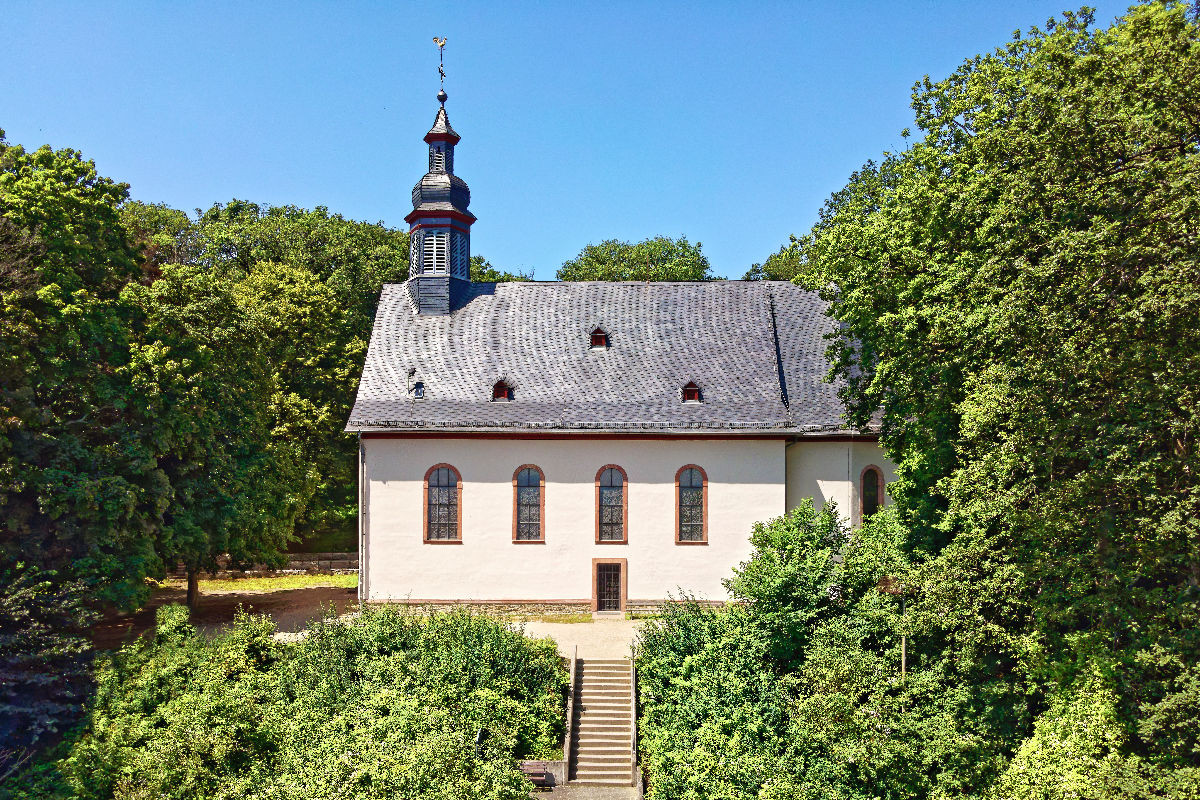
[186,566,200,611]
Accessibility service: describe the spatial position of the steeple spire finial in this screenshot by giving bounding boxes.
[405,39,475,314]
[433,37,448,104]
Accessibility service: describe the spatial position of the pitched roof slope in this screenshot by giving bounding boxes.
[346,280,849,432]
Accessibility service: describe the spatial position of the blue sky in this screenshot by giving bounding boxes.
[3,1,1131,279]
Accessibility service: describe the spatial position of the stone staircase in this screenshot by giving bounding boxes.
[569,658,635,786]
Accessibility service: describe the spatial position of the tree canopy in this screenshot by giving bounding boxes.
[741,240,805,281]
[556,235,718,281]
[638,4,1200,798]
[792,1,1200,793]
[1,133,166,607]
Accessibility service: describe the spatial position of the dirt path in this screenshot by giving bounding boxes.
[92,586,358,650]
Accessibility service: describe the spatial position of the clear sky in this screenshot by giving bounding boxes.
[3,1,1131,279]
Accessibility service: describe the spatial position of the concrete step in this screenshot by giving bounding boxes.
[575,753,631,764]
[579,681,631,690]
[574,774,633,783]
[572,747,630,758]
[577,726,631,735]
[577,715,631,723]
[577,735,632,745]
[578,683,631,690]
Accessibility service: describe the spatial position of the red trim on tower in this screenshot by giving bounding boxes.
[409,220,475,236]
[405,208,477,226]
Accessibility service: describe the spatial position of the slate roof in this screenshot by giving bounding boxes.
[346,280,855,433]
[424,106,460,143]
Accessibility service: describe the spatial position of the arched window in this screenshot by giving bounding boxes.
[590,328,609,349]
[861,466,883,519]
[424,464,461,542]
[513,465,544,542]
[492,381,512,401]
[676,465,707,543]
[682,382,702,403]
[596,465,627,543]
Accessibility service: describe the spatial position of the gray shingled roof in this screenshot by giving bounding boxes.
[425,106,460,143]
[346,280,853,433]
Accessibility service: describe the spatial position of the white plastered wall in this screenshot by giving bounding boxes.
[784,439,897,526]
[361,437,786,605]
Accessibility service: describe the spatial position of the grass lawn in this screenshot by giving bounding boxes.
[160,573,358,594]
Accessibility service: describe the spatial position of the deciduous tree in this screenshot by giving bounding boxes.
[556,235,717,281]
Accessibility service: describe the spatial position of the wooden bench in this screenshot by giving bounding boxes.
[519,764,553,789]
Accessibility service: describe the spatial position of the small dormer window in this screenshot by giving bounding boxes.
[492,381,512,401]
[413,381,425,399]
[590,328,608,349]
[682,382,702,403]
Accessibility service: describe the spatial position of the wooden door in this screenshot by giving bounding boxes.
[597,563,621,611]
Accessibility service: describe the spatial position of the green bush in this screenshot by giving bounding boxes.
[13,605,564,800]
[636,503,916,800]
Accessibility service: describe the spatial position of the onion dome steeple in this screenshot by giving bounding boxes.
[405,39,476,315]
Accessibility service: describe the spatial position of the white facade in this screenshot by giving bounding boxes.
[360,434,894,607]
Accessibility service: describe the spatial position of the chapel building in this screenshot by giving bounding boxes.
[346,91,896,612]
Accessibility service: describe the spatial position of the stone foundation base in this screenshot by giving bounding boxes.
[364,599,727,616]
[367,600,593,616]
[169,552,359,579]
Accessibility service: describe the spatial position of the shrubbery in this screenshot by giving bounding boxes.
[7,606,566,800]
[637,502,920,800]
[637,499,1198,799]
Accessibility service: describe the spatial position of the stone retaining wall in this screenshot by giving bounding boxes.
[369,601,592,616]
[169,552,359,579]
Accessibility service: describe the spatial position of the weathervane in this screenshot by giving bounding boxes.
[433,37,447,100]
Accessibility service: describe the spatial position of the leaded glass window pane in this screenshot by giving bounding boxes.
[516,468,542,540]
[863,468,880,518]
[427,466,459,540]
[678,468,704,541]
[598,469,624,541]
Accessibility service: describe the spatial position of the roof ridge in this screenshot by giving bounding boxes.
[766,284,790,412]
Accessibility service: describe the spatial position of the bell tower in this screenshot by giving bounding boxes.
[405,41,475,315]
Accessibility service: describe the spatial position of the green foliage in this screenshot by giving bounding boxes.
[469,255,532,283]
[15,606,565,800]
[556,235,718,281]
[724,501,848,668]
[0,565,95,784]
[122,199,410,544]
[639,5,1200,799]
[637,506,915,800]
[0,132,167,607]
[793,2,1200,793]
[187,200,408,325]
[1,137,345,605]
[741,241,806,282]
[123,262,303,577]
